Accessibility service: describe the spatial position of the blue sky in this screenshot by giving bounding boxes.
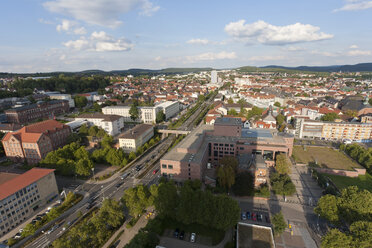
[1,0,372,72]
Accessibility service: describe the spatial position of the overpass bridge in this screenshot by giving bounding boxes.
[158,129,191,139]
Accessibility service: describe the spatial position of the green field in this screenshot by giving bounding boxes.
[292,146,362,170]
[326,172,372,192]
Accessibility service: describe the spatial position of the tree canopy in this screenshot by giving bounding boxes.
[320,112,340,122]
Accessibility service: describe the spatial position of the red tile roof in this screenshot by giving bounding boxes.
[0,168,55,201]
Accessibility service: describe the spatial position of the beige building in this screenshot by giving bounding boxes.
[0,168,58,237]
[118,124,154,152]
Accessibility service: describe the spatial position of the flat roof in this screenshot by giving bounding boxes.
[118,124,153,139]
[242,129,273,139]
[0,168,55,201]
[215,117,242,126]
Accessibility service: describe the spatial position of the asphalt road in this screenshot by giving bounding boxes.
[24,97,216,248]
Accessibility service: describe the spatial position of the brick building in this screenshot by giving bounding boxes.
[160,117,294,186]
[2,120,71,164]
[4,100,69,124]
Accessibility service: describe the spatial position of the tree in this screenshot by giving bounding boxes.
[153,181,179,218]
[232,172,254,196]
[272,211,286,236]
[320,113,339,122]
[79,124,89,135]
[96,129,106,138]
[314,194,339,225]
[75,158,93,176]
[217,165,235,190]
[156,111,165,123]
[227,97,234,104]
[275,154,291,175]
[128,151,136,161]
[74,95,88,108]
[276,114,285,126]
[106,148,124,166]
[124,229,159,248]
[321,229,353,248]
[270,172,296,196]
[88,126,99,136]
[129,103,139,121]
[274,102,281,107]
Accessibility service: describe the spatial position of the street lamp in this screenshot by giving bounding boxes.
[91,168,95,179]
[101,185,104,200]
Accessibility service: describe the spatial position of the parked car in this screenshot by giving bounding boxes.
[257,214,263,222]
[14,233,22,239]
[179,230,185,240]
[265,215,270,223]
[246,211,251,220]
[135,165,142,171]
[153,169,159,174]
[241,212,247,220]
[116,182,123,188]
[190,233,196,242]
[86,203,94,210]
[120,172,130,180]
[173,228,180,238]
[252,213,257,221]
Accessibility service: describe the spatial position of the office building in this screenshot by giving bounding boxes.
[211,70,218,84]
[0,168,58,236]
[4,100,69,124]
[75,113,124,136]
[45,93,75,108]
[2,120,71,164]
[118,124,154,152]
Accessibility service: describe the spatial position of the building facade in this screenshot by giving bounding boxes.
[0,168,58,237]
[46,93,75,108]
[102,101,180,124]
[118,124,154,152]
[75,113,124,136]
[160,117,294,185]
[4,100,70,124]
[295,118,372,141]
[2,120,71,164]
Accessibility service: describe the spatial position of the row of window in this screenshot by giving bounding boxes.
[162,164,173,169]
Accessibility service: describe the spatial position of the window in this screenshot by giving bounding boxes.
[162,164,166,168]
[168,165,173,169]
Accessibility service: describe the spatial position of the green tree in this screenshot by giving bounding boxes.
[321,229,352,248]
[276,114,285,126]
[88,125,99,136]
[96,128,106,138]
[275,154,291,175]
[124,229,159,248]
[129,103,139,121]
[320,113,340,122]
[156,111,165,123]
[272,211,286,236]
[232,171,254,196]
[75,158,93,176]
[128,151,136,161]
[153,181,179,218]
[227,97,234,104]
[314,194,339,225]
[274,102,281,107]
[217,165,235,190]
[79,124,89,135]
[106,148,124,166]
[74,95,88,108]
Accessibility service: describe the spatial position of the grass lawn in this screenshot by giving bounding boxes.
[325,172,372,192]
[160,218,225,246]
[292,146,362,170]
[238,224,274,248]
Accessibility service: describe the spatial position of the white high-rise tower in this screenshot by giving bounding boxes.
[211,70,218,84]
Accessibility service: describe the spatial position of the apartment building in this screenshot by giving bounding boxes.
[45,93,75,108]
[0,168,58,236]
[75,113,124,136]
[161,117,294,186]
[4,100,70,124]
[2,120,71,164]
[118,124,154,152]
[156,101,180,120]
[294,118,372,141]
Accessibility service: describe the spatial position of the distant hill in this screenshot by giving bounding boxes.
[260,63,372,72]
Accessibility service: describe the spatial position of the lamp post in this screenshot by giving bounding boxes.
[91,168,95,179]
[101,185,104,200]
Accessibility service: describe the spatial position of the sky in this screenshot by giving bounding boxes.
[1,0,372,72]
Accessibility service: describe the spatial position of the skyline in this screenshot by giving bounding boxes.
[1,0,372,72]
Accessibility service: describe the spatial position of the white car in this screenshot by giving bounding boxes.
[190,233,196,243]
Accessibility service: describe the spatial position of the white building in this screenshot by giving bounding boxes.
[118,124,154,152]
[102,101,180,124]
[45,93,75,108]
[156,101,180,120]
[75,113,124,136]
[211,70,218,84]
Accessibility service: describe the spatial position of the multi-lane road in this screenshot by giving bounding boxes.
[24,97,216,248]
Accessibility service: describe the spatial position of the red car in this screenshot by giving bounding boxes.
[153,169,159,174]
[252,213,257,221]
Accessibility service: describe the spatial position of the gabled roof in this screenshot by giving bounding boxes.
[0,168,55,201]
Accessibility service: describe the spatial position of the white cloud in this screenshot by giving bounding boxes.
[186,51,236,62]
[249,55,285,61]
[347,49,372,56]
[56,19,87,34]
[43,0,159,28]
[187,39,210,45]
[224,20,333,45]
[282,46,305,52]
[311,50,338,57]
[350,44,359,49]
[39,18,54,25]
[63,31,133,52]
[334,0,372,11]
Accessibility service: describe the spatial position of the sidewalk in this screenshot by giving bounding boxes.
[102,212,153,248]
